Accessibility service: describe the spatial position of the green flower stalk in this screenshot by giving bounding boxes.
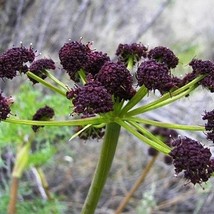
[1,41,214,214]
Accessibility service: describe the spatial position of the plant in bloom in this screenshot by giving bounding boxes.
[1,40,214,214]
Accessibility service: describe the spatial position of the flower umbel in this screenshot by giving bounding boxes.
[96,61,135,100]
[32,105,55,132]
[28,58,56,84]
[170,137,214,184]
[203,109,214,142]
[0,46,35,79]
[0,93,12,121]
[148,46,179,69]
[115,43,148,65]
[59,41,90,81]
[72,80,113,115]
[136,60,179,94]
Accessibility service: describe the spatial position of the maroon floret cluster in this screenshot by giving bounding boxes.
[0,93,12,121]
[72,81,113,115]
[96,61,135,100]
[148,46,179,69]
[188,59,214,92]
[202,109,214,142]
[116,43,148,65]
[29,58,56,84]
[137,60,179,94]
[84,51,110,75]
[170,137,214,184]
[0,46,35,79]
[189,59,214,75]
[59,41,90,81]
[32,105,55,132]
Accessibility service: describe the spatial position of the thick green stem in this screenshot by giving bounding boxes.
[81,123,121,214]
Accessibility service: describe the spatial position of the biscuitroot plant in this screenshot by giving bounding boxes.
[1,40,214,214]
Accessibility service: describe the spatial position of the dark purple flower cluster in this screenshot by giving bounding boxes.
[59,41,110,81]
[72,81,113,115]
[148,126,178,165]
[189,59,214,74]
[170,137,214,184]
[115,43,148,65]
[96,61,135,100]
[59,41,90,81]
[84,51,110,75]
[29,58,56,84]
[0,93,12,121]
[148,46,179,69]
[32,105,55,132]
[136,60,180,94]
[0,46,35,79]
[202,109,214,142]
[182,59,214,92]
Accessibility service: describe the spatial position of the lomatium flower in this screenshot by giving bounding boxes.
[2,40,214,214]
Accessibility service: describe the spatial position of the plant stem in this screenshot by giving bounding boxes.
[116,119,170,154]
[126,117,205,131]
[27,71,66,97]
[115,154,158,214]
[46,71,68,90]
[8,177,19,214]
[81,123,121,214]
[5,116,107,127]
[126,84,197,117]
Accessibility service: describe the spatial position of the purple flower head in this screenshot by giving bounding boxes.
[137,60,177,94]
[148,46,179,69]
[189,59,214,75]
[96,61,135,100]
[32,105,55,132]
[200,74,214,92]
[202,109,214,142]
[0,46,35,79]
[59,41,90,81]
[72,81,113,115]
[85,51,110,76]
[170,137,214,184]
[29,58,56,84]
[180,72,197,87]
[0,93,13,121]
[189,59,214,92]
[116,43,148,65]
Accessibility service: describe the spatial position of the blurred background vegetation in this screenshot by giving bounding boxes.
[0,0,214,213]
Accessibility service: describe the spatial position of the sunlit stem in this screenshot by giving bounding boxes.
[126,84,198,117]
[27,71,66,96]
[4,116,107,127]
[127,57,134,70]
[115,118,170,154]
[128,120,170,149]
[120,85,148,116]
[126,75,204,117]
[46,71,68,90]
[125,117,205,131]
[78,69,87,85]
